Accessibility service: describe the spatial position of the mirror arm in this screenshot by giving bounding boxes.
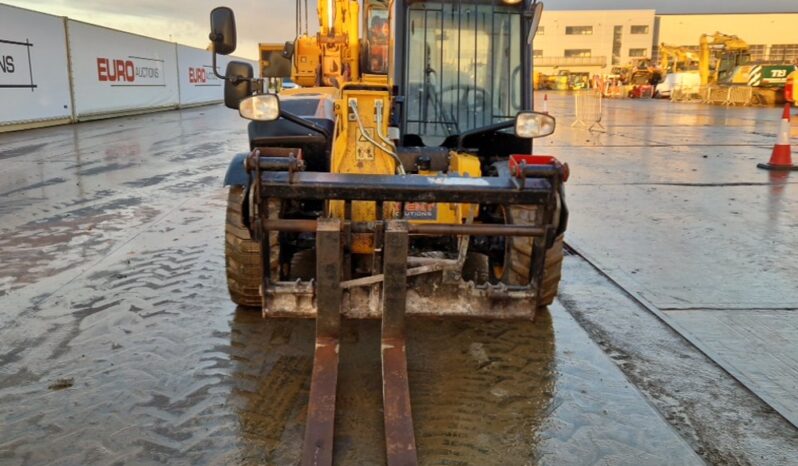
[211,45,227,80]
[211,46,259,91]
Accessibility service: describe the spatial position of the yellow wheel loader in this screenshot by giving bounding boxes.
[210,1,567,463]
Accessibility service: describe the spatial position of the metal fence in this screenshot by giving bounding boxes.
[534,56,608,67]
[604,82,625,99]
[702,86,754,106]
[670,87,695,102]
[727,86,755,106]
[671,85,756,106]
[571,90,605,132]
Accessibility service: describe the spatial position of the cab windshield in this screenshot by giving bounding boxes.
[405,2,523,145]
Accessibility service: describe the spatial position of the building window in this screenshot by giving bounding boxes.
[749,45,767,62]
[564,49,592,58]
[630,25,649,34]
[533,49,543,57]
[565,26,593,35]
[612,25,623,65]
[629,48,648,58]
[770,44,798,62]
[537,26,544,36]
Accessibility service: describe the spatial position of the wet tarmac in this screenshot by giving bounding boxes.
[559,254,798,465]
[538,94,798,431]
[1,97,796,465]
[0,106,704,465]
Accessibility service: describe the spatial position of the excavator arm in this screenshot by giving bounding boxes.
[660,43,698,74]
[699,32,750,85]
[293,0,361,87]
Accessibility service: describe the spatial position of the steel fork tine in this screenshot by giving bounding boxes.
[301,218,342,466]
[381,221,418,466]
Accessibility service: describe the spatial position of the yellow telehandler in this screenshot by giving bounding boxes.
[209,1,566,463]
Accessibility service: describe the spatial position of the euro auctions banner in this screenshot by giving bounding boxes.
[96,56,166,86]
[177,46,258,107]
[0,4,72,127]
[68,20,179,118]
[177,45,228,106]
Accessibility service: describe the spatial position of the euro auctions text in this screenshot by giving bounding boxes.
[96,56,165,86]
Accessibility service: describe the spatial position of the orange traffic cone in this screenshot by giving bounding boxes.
[758,103,798,171]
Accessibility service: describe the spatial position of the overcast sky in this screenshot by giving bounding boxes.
[6,0,798,60]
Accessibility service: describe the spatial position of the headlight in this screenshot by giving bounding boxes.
[515,111,556,138]
[239,94,280,121]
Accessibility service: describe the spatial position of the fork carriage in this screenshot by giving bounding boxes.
[236,146,567,465]
[244,148,567,321]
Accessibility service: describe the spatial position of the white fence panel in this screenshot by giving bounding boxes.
[571,90,605,132]
[178,46,261,107]
[67,20,179,119]
[177,45,228,106]
[0,4,72,127]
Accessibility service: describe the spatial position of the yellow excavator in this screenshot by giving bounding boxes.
[698,32,796,104]
[699,32,750,85]
[659,43,698,74]
[208,1,566,464]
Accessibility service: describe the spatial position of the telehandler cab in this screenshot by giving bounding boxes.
[209,1,567,463]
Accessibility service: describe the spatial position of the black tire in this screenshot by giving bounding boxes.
[225,186,279,308]
[503,204,565,309]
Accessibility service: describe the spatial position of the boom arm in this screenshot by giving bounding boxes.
[699,32,749,85]
[659,43,698,74]
[293,0,361,87]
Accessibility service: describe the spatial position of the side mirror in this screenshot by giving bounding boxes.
[224,61,253,110]
[527,2,544,44]
[515,111,555,138]
[281,41,295,60]
[210,7,237,55]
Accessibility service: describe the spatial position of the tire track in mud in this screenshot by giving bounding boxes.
[0,160,232,300]
[0,191,700,465]
[0,198,160,296]
[1,103,707,464]
[406,319,556,465]
[0,195,317,465]
[0,197,233,465]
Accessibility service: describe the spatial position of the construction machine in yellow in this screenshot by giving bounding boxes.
[659,43,698,74]
[209,1,564,463]
[697,32,796,105]
[699,32,751,85]
[257,42,293,92]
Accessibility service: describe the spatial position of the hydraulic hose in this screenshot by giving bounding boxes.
[348,99,405,175]
[375,100,397,149]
